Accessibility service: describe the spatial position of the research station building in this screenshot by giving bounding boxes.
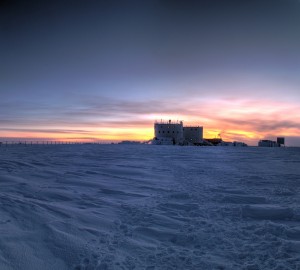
[153,120,203,145]
[154,120,184,144]
[258,137,285,147]
[183,126,204,144]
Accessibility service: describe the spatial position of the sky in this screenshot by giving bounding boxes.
[1,0,300,145]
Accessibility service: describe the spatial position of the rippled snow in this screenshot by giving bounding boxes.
[0,145,300,270]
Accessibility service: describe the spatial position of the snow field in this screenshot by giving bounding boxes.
[0,145,300,269]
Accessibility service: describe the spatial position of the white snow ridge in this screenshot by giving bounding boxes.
[0,145,300,270]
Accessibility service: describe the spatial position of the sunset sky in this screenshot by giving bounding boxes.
[1,0,300,145]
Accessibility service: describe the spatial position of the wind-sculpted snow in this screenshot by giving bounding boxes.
[0,145,300,269]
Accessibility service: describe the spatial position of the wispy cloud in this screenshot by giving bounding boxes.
[0,96,299,145]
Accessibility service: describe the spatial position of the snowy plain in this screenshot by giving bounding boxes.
[0,144,300,270]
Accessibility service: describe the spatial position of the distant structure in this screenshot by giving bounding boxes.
[258,137,285,147]
[154,120,184,145]
[205,138,222,146]
[258,140,278,147]
[205,138,247,147]
[118,140,141,145]
[152,119,249,146]
[219,141,248,147]
[277,137,285,147]
[183,126,204,144]
[153,120,203,145]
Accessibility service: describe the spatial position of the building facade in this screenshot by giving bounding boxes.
[258,140,279,147]
[183,126,203,144]
[154,120,184,144]
[153,120,203,145]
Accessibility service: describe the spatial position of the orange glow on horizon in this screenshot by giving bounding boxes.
[0,128,154,143]
[1,125,298,146]
[1,99,300,145]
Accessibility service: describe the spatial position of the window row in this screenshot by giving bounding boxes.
[158,131,179,134]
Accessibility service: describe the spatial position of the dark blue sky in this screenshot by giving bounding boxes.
[1,0,300,144]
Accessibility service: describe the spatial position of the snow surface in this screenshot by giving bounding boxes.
[0,145,300,270]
